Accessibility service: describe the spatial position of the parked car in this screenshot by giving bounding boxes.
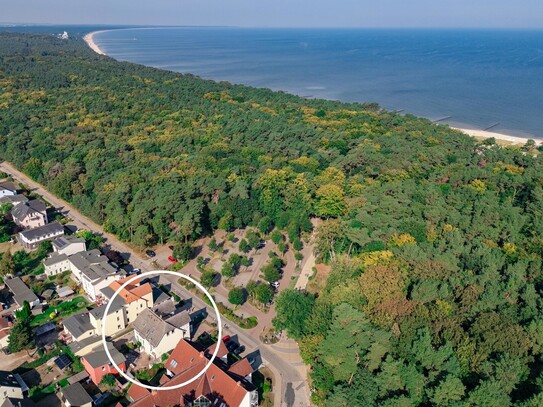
[222,335,231,343]
[168,255,178,263]
[227,341,239,353]
[233,345,245,356]
[145,249,156,257]
[270,281,280,288]
[127,268,141,276]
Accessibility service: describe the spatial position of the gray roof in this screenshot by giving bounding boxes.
[153,287,171,304]
[67,371,89,385]
[0,194,28,206]
[43,252,68,267]
[0,398,14,407]
[57,286,74,298]
[166,311,191,329]
[11,199,46,223]
[68,335,101,354]
[63,312,94,339]
[83,343,125,368]
[0,181,17,192]
[60,382,93,406]
[69,249,106,269]
[4,278,38,306]
[88,297,124,319]
[153,298,176,317]
[19,221,64,242]
[81,262,118,282]
[133,308,181,348]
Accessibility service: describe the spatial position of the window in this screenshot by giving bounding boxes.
[170,360,178,368]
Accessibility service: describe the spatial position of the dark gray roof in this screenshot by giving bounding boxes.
[35,322,56,336]
[133,308,180,348]
[0,181,17,192]
[88,297,124,319]
[19,221,64,241]
[60,382,93,406]
[11,199,46,223]
[81,262,118,282]
[153,298,176,317]
[4,278,38,306]
[0,371,20,388]
[83,343,125,368]
[63,312,94,339]
[152,287,171,304]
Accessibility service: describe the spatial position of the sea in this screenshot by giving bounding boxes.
[60,27,543,137]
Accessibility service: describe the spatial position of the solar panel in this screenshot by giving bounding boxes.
[55,354,72,370]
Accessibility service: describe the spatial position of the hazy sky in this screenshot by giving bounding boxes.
[3,0,543,28]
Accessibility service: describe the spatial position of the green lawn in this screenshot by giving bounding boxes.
[31,296,89,327]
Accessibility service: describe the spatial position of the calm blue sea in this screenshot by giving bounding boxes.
[93,27,543,137]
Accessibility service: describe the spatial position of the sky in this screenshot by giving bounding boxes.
[2,0,543,29]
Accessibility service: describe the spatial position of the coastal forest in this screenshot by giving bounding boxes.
[2,32,543,406]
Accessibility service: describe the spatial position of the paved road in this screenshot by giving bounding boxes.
[0,161,311,407]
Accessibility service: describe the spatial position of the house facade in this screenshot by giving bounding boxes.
[0,182,17,198]
[133,308,190,360]
[0,317,11,349]
[18,221,64,251]
[11,199,47,229]
[52,236,86,256]
[81,344,127,385]
[4,278,40,310]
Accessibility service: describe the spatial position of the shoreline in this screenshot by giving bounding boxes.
[452,127,542,146]
[81,29,541,146]
[83,30,107,55]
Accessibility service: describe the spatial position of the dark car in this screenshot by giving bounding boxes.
[232,345,245,356]
[145,249,156,257]
[226,341,239,352]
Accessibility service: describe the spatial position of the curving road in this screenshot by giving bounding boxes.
[0,161,311,407]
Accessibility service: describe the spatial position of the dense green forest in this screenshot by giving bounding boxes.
[2,32,543,406]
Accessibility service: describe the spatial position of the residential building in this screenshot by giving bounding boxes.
[43,249,122,300]
[52,236,86,256]
[0,317,11,349]
[59,382,92,407]
[0,195,28,207]
[62,312,96,344]
[18,221,64,251]
[133,308,190,360]
[0,372,28,403]
[128,339,257,407]
[11,199,47,229]
[90,277,155,336]
[63,279,155,354]
[0,182,17,198]
[4,278,39,310]
[81,343,126,385]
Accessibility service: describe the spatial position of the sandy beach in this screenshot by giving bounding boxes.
[453,127,542,146]
[83,31,106,55]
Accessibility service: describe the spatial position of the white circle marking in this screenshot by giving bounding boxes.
[101,270,222,391]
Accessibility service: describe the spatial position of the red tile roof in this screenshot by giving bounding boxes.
[228,358,253,378]
[128,339,255,407]
[206,339,229,359]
